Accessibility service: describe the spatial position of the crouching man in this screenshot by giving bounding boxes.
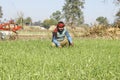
[51,21,73,48]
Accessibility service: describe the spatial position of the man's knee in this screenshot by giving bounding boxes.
[51,42,56,47]
[60,39,69,47]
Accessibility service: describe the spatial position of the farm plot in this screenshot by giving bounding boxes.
[0,39,120,80]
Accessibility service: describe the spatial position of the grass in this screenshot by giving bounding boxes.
[0,39,120,80]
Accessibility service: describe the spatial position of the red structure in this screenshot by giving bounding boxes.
[0,20,22,32]
[0,20,23,40]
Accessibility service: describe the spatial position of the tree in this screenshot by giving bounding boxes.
[50,10,62,22]
[114,9,120,28]
[24,17,32,26]
[0,6,3,18]
[115,9,120,20]
[114,0,120,4]
[42,19,57,29]
[33,20,41,26]
[96,16,108,25]
[16,12,24,26]
[16,17,24,25]
[62,0,85,27]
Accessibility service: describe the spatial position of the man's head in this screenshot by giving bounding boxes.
[57,21,65,31]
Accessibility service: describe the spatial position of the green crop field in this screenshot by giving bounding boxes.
[0,39,120,80]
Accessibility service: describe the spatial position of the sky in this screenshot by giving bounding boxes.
[0,0,119,24]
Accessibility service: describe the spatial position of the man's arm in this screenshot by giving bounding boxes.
[52,32,60,47]
[65,30,73,46]
[65,30,72,43]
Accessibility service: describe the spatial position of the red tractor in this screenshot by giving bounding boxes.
[0,20,23,40]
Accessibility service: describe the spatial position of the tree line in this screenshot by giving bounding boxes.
[0,0,120,28]
[0,6,3,18]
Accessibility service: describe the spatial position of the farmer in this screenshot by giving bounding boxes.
[51,21,73,48]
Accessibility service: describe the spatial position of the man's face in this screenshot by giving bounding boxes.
[58,27,64,31]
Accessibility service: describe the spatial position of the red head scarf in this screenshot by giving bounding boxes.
[57,22,65,28]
